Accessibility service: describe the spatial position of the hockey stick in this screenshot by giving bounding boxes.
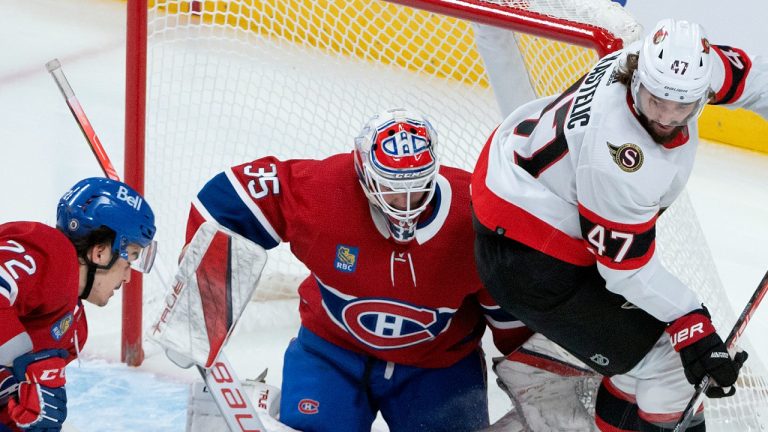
[46,59,269,432]
[46,59,120,181]
[673,269,768,431]
[198,354,270,432]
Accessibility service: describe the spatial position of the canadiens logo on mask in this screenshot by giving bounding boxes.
[374,125,435,177]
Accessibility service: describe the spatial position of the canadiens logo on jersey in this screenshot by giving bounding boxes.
[298,399,319,414]
[50,312,73,341]
[334,245,358,273]
[608,142,644,172]
[317,277,454,349]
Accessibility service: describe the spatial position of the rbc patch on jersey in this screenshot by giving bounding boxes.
[334,245,358,273]
[50,312,73,341]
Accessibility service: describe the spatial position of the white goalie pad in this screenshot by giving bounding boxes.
[148,221,268,369]
[486,333,601,432]
[186,369,297,432]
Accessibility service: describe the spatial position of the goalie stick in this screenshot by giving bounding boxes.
[198,353,270,432]
[46,59,270,432]
[673,268,768,431]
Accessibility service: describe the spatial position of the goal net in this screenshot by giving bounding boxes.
[127,0,768,428]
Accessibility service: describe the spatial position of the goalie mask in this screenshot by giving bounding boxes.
[631,19,713,129]
[57,177,157,274]
[354,108,439,243]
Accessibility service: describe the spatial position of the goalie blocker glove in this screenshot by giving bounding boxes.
[7,349,69,431]
[666,306,748,398]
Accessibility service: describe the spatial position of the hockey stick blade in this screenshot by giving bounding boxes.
[673,269,768,431]
[46,58,120,180]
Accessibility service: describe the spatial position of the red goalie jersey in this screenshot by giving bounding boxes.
[186,153,530,368]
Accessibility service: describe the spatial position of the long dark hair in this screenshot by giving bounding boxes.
[614,53,639,88]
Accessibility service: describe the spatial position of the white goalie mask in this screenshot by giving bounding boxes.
[353,108,439,243]
[631,19,713,127]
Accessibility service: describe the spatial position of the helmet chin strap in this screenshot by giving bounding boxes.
[79,253,119,300]
[80,263,98,300]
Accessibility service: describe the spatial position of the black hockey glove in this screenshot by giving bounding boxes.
[666,307,748,398]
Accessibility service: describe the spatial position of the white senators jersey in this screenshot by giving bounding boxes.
[472,42,768,323]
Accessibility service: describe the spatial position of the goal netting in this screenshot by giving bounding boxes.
[129,0,768,428]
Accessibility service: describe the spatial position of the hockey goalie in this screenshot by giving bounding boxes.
[143,103,561,431]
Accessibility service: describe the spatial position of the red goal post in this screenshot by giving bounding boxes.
[125,0,768,427]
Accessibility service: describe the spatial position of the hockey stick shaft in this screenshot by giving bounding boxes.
[45,58,120,181]
[673,269,768,431]
[45,59,268,432]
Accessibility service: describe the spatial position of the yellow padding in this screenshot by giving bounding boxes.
[699,106,768,153]
[152,0,488,86]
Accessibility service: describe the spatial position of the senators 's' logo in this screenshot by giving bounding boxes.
[608,142,644,173]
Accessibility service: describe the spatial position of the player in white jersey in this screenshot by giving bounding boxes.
[472,19,768,431]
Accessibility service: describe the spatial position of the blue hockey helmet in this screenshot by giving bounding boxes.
[56,177,157,273]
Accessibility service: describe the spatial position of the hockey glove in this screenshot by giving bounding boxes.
[7,349,69,431]
[666,307,748,398]
[1,366,19,406]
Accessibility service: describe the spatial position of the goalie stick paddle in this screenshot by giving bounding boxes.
[45,58,120,181]
[46,59,269,432]
[673,268,768,431]
[197,353,269,432]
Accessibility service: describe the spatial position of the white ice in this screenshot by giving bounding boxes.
[1,1,768,431]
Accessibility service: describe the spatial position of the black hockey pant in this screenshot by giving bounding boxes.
[472,215,666,376]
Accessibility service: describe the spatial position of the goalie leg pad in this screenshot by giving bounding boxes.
[491,333,600,431]
[186,378,287,432]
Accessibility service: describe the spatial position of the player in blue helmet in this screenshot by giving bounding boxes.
[56,177,157,302]
[0,177,156,431]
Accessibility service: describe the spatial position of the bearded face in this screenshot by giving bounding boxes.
[636,111,687,144]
